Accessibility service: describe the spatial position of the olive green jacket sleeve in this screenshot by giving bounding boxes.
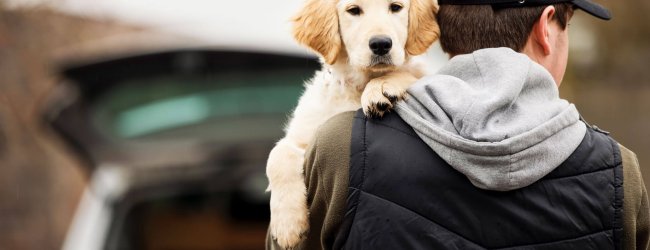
[621,144,650,250]
[266,111,355,250]
[267,113,650,250]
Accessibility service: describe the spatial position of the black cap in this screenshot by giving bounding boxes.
[437,0,612,20]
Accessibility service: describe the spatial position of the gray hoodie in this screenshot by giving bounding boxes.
[395,47,587,191]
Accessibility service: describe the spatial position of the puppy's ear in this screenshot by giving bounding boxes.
[406,0,440,55]
[292,0,341,65]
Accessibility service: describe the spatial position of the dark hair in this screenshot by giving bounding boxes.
[437,3,573,55]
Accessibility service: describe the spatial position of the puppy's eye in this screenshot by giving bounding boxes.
[347,6,362,15]
[390,3,403,13]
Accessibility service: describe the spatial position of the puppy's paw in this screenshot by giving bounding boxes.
[381,79,408,104]
[362,79,392,117]
[269,187,309,249]
[362,71,417,118]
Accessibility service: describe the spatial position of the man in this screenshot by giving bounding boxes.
[267,0,650,249]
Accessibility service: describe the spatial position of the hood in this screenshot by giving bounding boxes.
[395,48,586,191]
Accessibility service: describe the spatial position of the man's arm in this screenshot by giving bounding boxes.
[621,144,650,250]
[267,111,355,249]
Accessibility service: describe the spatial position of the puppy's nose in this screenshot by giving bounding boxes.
[369,36,392,56]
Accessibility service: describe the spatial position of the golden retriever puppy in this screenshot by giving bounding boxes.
[267,0,439,247]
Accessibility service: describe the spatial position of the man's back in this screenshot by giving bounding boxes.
[283,109,648,249]
[340,110,622,249]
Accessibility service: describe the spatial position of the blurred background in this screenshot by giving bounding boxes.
[0,0,648,249]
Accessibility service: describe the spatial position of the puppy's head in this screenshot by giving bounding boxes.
[293,0,439,72]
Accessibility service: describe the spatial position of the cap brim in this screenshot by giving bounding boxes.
[572,0,611,20]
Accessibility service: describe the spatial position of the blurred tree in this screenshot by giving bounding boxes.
[0,115,5,157]
[0,6,143,250]
[563,1,650,187]
[577,1,650,86]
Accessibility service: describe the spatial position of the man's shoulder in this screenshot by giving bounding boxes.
[619,143,645,217]
[304,111,356,181]
[313,111,357,148]
[319,111,357,132]
[618,144,650,250]
[619,144,641,179]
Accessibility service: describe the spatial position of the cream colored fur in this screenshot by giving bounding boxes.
[267,0,439,248]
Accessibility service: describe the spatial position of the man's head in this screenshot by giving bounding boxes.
[436,0,610,85]
[437,4,573,56]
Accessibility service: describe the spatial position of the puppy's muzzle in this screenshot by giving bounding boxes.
[369,36,392,56]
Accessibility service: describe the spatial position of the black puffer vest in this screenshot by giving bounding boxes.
[334,111,623,250]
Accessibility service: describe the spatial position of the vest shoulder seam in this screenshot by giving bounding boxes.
[540,164,617,182]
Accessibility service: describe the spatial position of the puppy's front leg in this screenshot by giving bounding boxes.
[266,77,344,248]
[266,137,309,249]
[362,70,418,117]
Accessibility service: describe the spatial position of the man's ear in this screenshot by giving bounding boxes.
[533,6,556,55]
[292,0,341,65]
[406,0,440,56]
